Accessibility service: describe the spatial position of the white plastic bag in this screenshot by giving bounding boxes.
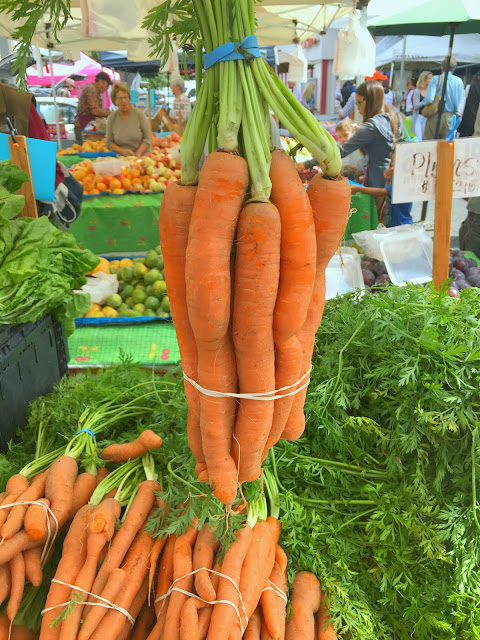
[333,11,375,79]
[78,272,118,305]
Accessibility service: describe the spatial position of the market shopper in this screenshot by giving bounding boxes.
[459,104,480,255]
[412,71,432,141]
[169,76,191,130]
[423,57,464,140]
[459,72,480,137]
[74,71,112,144]
[106,82,150,157]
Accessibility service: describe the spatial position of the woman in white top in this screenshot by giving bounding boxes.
[411,71,433,141]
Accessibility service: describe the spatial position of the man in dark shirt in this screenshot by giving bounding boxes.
[74,71,112,143]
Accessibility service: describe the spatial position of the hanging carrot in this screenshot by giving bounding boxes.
[283,175,350,441]
[231,202,281,483]
[193,524,220,602]
[1,471,47,540]
[285,572,321,640]
[185,152,249,506]
[159,182,204,470]
[269,150,316,346]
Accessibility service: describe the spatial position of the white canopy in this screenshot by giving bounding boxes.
[376,33,480,66]
[0,1,353,60]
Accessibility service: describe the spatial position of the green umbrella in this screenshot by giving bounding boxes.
[369,0,480,36]
[369,0,480,139]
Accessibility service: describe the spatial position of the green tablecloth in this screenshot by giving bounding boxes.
[57,155,83,168]
[68,321,180,367]
[70,191,376,254]
[345,192,378,240]
[70,194,163,253]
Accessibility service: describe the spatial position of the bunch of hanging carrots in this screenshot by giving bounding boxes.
[158,0,352,507]
[0,427,163,639]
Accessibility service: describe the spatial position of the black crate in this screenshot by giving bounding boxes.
[0,314,69,447]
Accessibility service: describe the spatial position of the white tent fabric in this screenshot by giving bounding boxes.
[376,33,480,66]
[0,1,353,58]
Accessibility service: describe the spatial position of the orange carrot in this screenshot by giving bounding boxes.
[1,472,47,540]
[185,152,249,506]
[244,609,262,640]
[274,545,288,575]
[0,563,11,606]
[24,498,50,541]
[238,518,280,621]
[88,527,155,640]
[24,546,43,587]
[193,524,220,603]
[7,552,25,622]
[159,182,204,470]
[148,535,167,601]
[153,533,176,636]
[45,456,78,529]
[39,504,95,640]
[316,594,337,640]
[0,474,29,530]
[283,175,350,441]
[261,614,274,640]
[100,430,162,463]
[260,561,287,640]
[95,468,109,486]
[69,472,97,519]
[197,557,221,640]
[88,480,159,605]
[231,202,281,483]
[285,572,321,640]
[0,615,36,640]
[88,498,121,536]
[206,524,253,640]
[116,578,149,640]
[262,336,303,458]
[162,523,198,640]
[0,531,41,565]
[77,569,127,640]
[269,149,317,346]
[180,597,202,640]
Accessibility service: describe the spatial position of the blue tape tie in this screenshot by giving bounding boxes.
[446,114,461,143]
[204,35,261,70]
[74,428,95,438]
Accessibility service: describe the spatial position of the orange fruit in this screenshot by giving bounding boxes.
[88,303,102,312]
[102,306,119,318]
[110,178,122,190]
[119,258,133,268]
[85,310,104,318]
[122,178,132,190]
[97,182,107,192]
[73,169,87,181]
[90,188,100,195]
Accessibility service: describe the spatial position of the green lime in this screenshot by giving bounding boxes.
[106,293,122,309]
[133,262,148,277]
[133,257,144,263]
[144,249,159,269]
[121,284,134,300]
[145,285,154,296]
[155,245,162,255]
[144,268,162,285]
[117,303,130,316]
[144,308,156,317]
[125,296,134,308]
[129,310,142,317]
[110,266,119,274]
[118,266,133,283]
[156,311,169,318]
[152,280,167,297]
[145,296,160,311]
[132,289,148,304]
[124,309,137,317]
[133,303,146,314]
[161,296,170,313]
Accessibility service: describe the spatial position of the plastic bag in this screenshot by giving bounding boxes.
[352,224,414,261]
[78,272,118,305]
[333,11,375,79]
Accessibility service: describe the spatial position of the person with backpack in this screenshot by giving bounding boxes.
[423,57,464,140]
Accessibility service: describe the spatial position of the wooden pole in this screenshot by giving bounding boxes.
[432,139,455,289]
[147,90,153,151]
[8,136,38,219]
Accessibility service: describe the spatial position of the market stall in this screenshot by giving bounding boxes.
[4,0,480,639]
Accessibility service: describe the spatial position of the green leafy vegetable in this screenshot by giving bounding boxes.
[0,160,29,224]
[0,216,99,333]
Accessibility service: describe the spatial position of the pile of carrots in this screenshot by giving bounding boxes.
[0,428,164,640]
[160,151,351,507]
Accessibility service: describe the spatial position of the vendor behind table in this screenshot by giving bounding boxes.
[106,83,150,157]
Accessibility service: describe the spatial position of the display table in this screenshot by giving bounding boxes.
[70,193,163,253]
[70,192,377,254]
[68,319,179,368]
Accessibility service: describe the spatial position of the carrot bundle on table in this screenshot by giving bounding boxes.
[158,0,351,505]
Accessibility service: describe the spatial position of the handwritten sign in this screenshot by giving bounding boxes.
[392,137,480,204]
[172,99,192,116]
